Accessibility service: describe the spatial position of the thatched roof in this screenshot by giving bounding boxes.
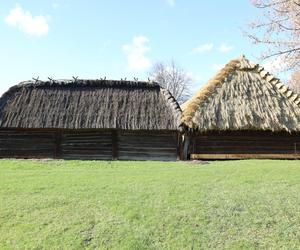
[0,79,182,130]
[182,55,300,132]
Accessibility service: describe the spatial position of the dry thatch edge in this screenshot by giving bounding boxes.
[255,66,300,106]
[181,59,240,128]
[181,56,300,129]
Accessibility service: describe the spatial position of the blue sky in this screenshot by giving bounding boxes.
[0,1,271,95]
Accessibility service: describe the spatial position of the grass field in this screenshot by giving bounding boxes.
[0,160,300,249]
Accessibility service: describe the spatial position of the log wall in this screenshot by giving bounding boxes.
[190,131,300,159]
[61,131,113,160]
[0,129,179,161]
[0,130,55,158]
[118,131,178,161]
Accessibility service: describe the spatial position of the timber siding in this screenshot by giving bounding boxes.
[0,129,180,160]
[189,131,300,159]
[118,130,179,161]
[0,129,55,158]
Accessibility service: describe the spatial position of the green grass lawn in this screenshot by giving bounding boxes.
[0,160,300,249]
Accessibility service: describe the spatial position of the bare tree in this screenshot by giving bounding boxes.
[288,70,300,93]
[149,61,192,104]
[246,0,300,71]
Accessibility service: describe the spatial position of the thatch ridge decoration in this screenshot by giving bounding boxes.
[182,55,300,132]
[0,79,182,130]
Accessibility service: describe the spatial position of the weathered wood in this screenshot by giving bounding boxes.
[191,154,300,160]
[177,132,182,160]
[190,131,300,159]
[112,130,118,160]
[61,131,113,160]
[118,131,178,161]
[182,134,190,160]
[0,129,179,161]
[0,130,55,158]
[54,132,62,159]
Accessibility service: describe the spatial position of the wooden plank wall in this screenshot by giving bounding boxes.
[0,129,179,161]
[61,131,113,160]
[191,131,300,159]
[0,130,55,158]
[118,131,178,161]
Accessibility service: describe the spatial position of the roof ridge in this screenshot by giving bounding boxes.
[4,79,183,103]
[160,87,183,129]
[0,79,162,100]
[247,63,300,107]
[17,79,160,88]
[236,55,300,107]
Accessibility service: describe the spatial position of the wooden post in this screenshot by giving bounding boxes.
[183,133,190,160]
[112,130,118,160]
[177,132,183,160]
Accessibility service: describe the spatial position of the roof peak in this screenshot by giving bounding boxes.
[235,55,258,70]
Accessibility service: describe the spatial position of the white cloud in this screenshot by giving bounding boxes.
[5,5,49,37]
[212,64,224,71]
[191,43,214,54]
[166,0,175,7]
[219,44,234,53]
[122,36,152,71]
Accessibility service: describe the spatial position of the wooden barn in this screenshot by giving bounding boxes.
[181,55,300,159]
[0,79,182,160]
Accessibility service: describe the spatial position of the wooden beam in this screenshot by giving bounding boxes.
[182,134,191,160]
[191,154,300,160]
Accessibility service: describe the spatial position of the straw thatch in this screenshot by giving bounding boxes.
[0,79,181,130]
[182,55,300,132]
